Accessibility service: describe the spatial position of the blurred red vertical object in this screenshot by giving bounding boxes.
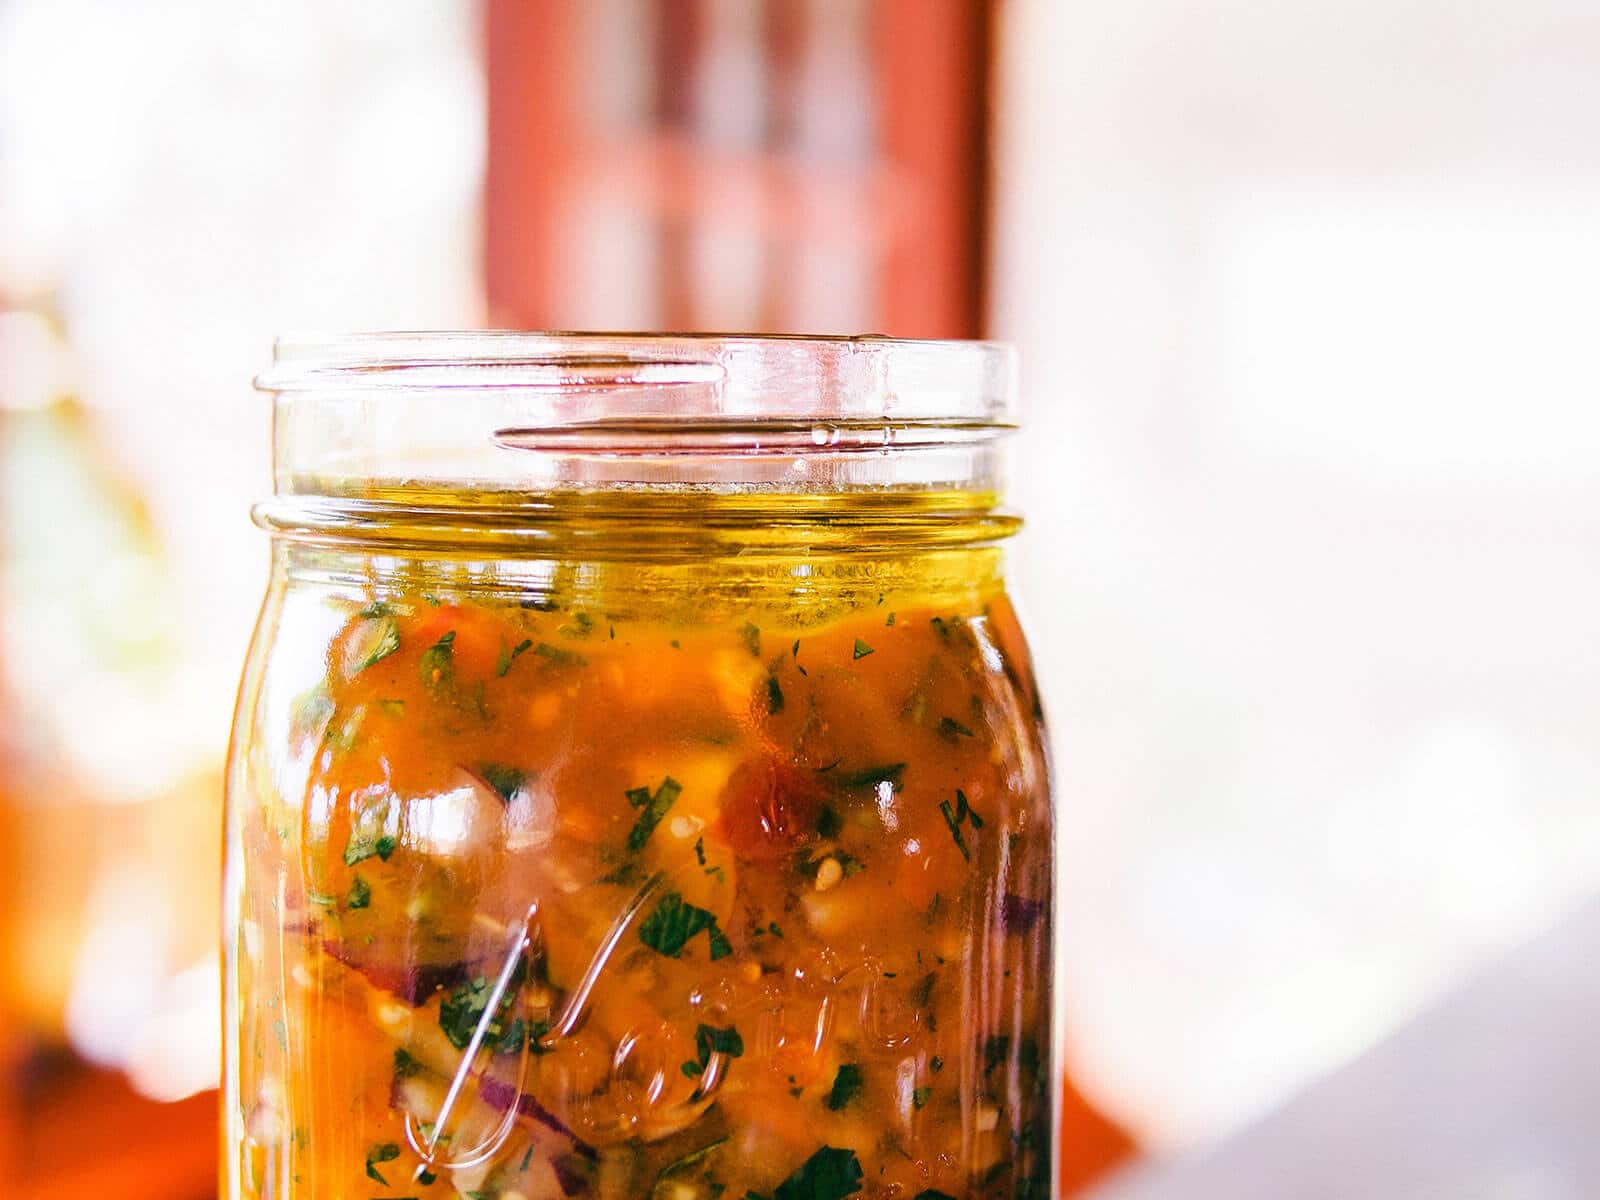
[874,0,990,338]
[484,0,581,334]
[484,0,991,338]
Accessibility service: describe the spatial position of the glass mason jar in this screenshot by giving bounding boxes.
[225,334,1055,1200]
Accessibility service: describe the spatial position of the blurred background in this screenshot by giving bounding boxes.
[3,0,1598,1196]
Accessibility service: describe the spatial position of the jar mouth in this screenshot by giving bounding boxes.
[258,331,1014,428]
[256,331,1020,518]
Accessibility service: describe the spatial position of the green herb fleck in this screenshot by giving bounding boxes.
[773,1145,864,1200]
[365,1142,400,1185]
[438,975,522,1053]
[638,892,731,959]
[625,777,682,853]
[937,716,975,740]
[938,788,984,861]
[681,1023,745,1077]
[479,763,526,801]
[742,622,762,657]
[886,612,896,626]
[852,638,874,660]
[833,763,905,789]
[912,1086,933,1109]
[496,638,534,676]
[816,805,842,839]
[910,972,937,1007]
[346,875,371,910]
[826,1063,864,1111]
[419,630,456,693]
[533,641,586,667]
[393,1048,422,1078]
[658,1136,731,1181]
[418,1167,438,1184]
[765,675,786,714]
[347,615,400,675]
[694,836,707,866]
[791,639,800,657]
[307,889,337,908]
[929,1055,944,1073]
[343,829,397,867]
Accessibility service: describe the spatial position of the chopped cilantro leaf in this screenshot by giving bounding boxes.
[742,622,762,657]
[533,642,586,667]
[937,716,975,740]
[638,891,731,959]
[342,828,396,867]
[832,763,905,789]
[346,875,371,909]
[886,612,896,626]
[938,788,985,861]
[625,777,682,853]
[681,1023,745,1077]
[365,1142,400,1185]
[658,1136,731,1181]
[393,1048,422,1078]
[347,616,400,675]
[825,1063,864,1111]
[437,975,521,1053]
[773,1145,863,1200]
[495,637,534,676]
[418,630,456,693]
[912,1085,933,1109]
[694,836,707,866]
[765,675,785,714]
[851,638,874,660]
[929,1055,944,1073]
[479,763,526,801]
[791,639,800,657]
[910,972,937,1007]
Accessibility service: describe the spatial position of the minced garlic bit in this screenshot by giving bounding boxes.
[813,856,845,891]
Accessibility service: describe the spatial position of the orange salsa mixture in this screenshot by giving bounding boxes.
[233,584,1052,1200]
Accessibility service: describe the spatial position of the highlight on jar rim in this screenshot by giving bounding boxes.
[225,330,1056,1200]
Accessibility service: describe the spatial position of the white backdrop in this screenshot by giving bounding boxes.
[993,0,1600,1150]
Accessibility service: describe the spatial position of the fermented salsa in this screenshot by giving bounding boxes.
[233,581,1052,1200]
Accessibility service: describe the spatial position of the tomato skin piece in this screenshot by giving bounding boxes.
[718,757,826,859]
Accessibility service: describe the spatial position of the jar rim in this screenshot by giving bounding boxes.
[255,330,1015,420]
[257,331,1020,512]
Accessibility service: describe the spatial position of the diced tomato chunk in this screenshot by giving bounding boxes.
[717,756,825,859]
